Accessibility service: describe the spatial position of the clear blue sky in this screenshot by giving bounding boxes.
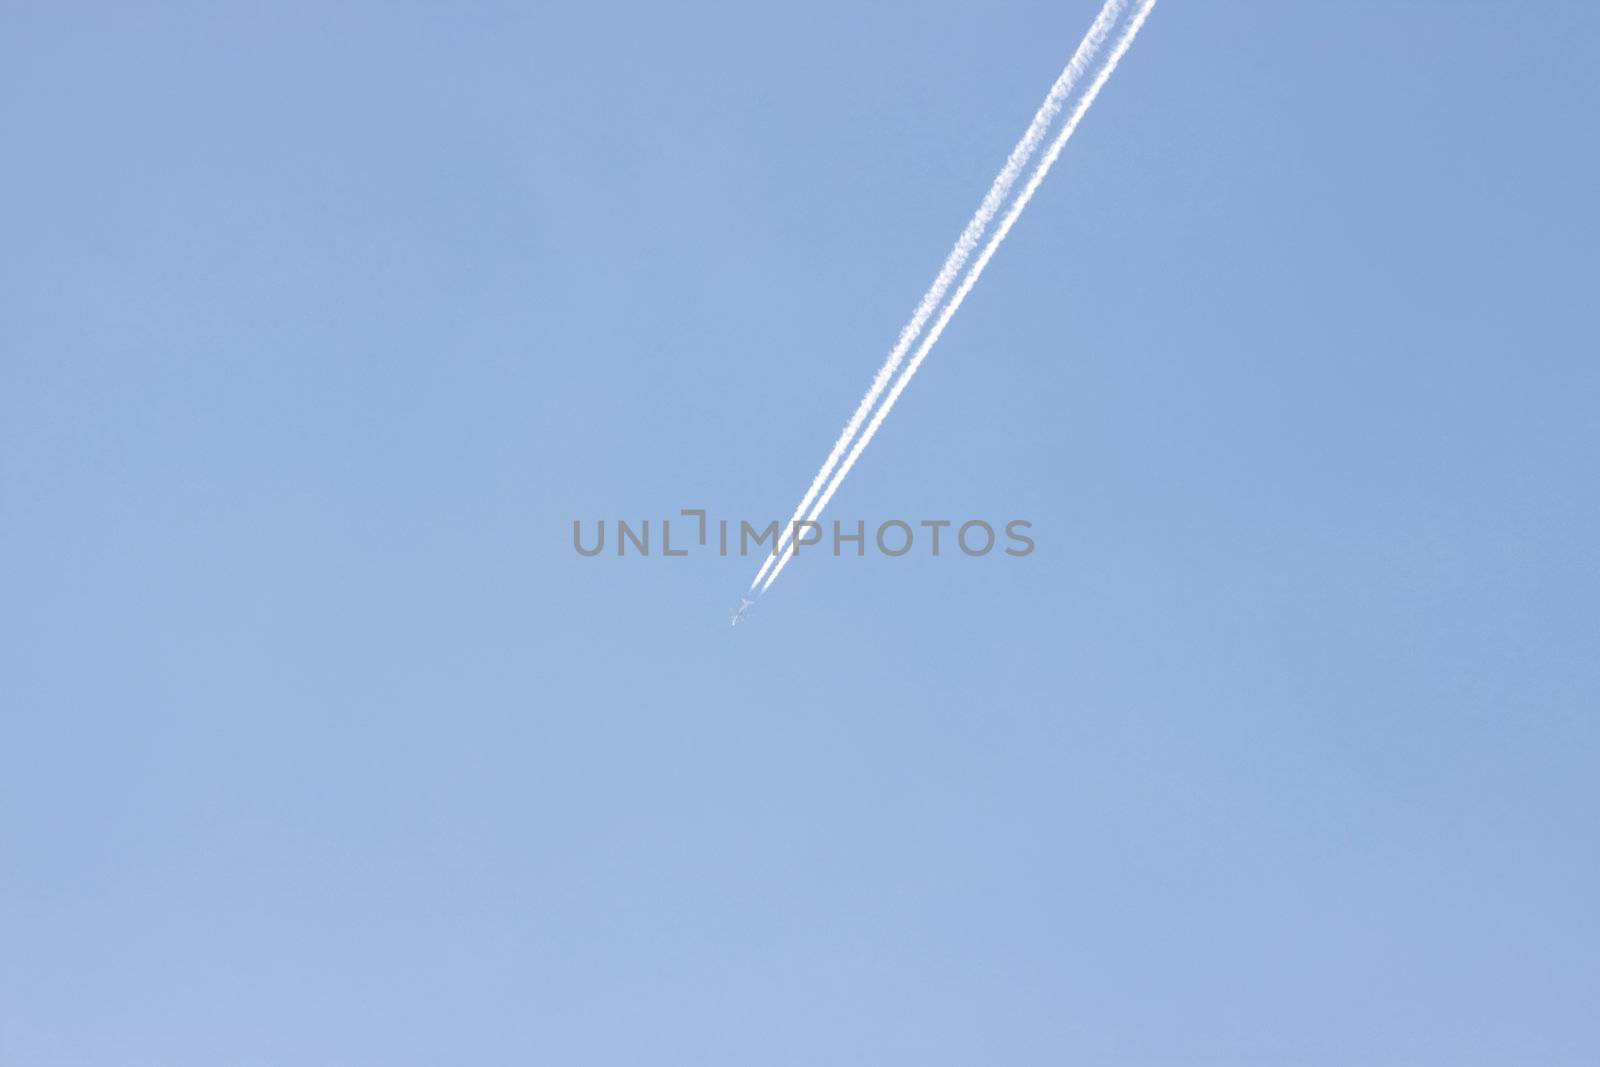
[4,1,1597,1063]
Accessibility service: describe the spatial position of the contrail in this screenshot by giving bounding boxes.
[748,0,1128,593]
[759,0,1157,596]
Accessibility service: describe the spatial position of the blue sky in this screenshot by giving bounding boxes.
[3,1,1597,1063]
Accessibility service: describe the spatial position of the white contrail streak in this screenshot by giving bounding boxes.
[760,0,1157,596]
[748,0,1127,593]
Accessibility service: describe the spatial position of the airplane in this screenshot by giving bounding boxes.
[731,596,755,626]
